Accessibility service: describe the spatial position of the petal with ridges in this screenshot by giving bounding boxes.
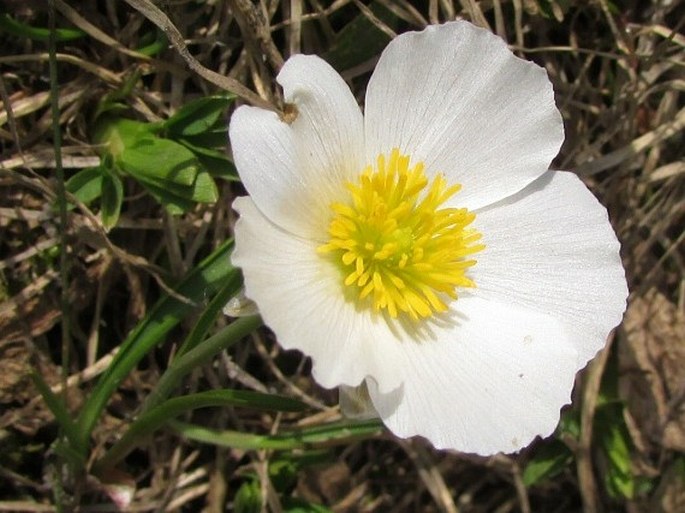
[367,298,578,455]
[229,107,311,237]
[364,20,564,210]
[229,55,364,239]
[472,171,628,366]
[231,196,406,393]
[367,171,626,455]
[279,55,366,236]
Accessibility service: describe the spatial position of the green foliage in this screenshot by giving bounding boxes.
[234,479,263,513]
[269,458,300,492]
[30,372,84,459]
[594,349,637,500]
[65,166,104,206]
[0,13,85,41]
[174,277,240,358]
[595,403,636,500]
[525,352,648,499]
[95,387,302,471]
[523,439,574,487]
[172,418,385,451]
[135,28,167,56]
[325,2,398,70]
[164,96,233,136]
[233,454,336,513]
[558,408,581,441]
[74,240,240,462]
[82,93,234,223]
[32,235,309,479]
[269,450,333,492]
[118,137,200,186]
[282,498,334,513]
[164,96,239,180]
[100,168,123,229]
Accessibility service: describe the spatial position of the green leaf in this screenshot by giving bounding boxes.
[165,95,234,136]
[590,345,636,499]
[282,498,334,513]
[595,403,635,499]
[182,127,230,149]
[135,180,195,215]
[136,29,167,56]
[30,372,85,460]
[142,389,306,429]
[94,117,157,156]
[234,480,262,513]
[324,1,397,71]
[95,315,264,471]
[197,155,239,181]
[172,418,385,451]
[269,459,299,492]
[134,169,218,214]
[100,170,123,229]
[522,439,574,486]
[558,408,580,441]
[66,166,103,206]
[175,278,241,358]
[118,138,199,186]
[94,386,303,471]
[0,13,85,41]
[267,451,336,494]
[138,316,263,416]
[190,170,219,203]
[178,137,238,180]
[75,240,239,455]
[93,114,231,215]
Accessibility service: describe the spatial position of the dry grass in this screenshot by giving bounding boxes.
[0,0,683,512]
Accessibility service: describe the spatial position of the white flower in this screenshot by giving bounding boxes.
[228,20,628,455]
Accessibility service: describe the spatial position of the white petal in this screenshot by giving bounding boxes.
[229,106,308,236]
[367,171,627,455]
[231,196,405,392]
[367,298,578,455]
[229,55,364,238]
[278,55,366,193]
[339,383,379,420]
[364,21,564,209]
[472,171,628,365]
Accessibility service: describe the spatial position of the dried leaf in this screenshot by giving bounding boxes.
[619,290,685,452]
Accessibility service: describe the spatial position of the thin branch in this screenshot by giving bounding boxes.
[123,0,277,111]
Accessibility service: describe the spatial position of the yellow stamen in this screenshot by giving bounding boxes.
[318,148,484,321]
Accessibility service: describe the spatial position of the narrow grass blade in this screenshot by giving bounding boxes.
[76,239,238,453]
[30,372,85,460]
[171,418,385,451]
[95,389,306,471]
[175,278,238,358]
[140,314,262,412]
[0,13,85,41]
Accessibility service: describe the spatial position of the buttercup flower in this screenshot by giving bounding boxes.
[229,20,628,455]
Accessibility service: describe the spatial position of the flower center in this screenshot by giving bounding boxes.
[318,148,484,321]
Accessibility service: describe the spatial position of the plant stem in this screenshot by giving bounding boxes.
[142,315,262,413]
[92,315,262,473]
[48,0,70,414]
